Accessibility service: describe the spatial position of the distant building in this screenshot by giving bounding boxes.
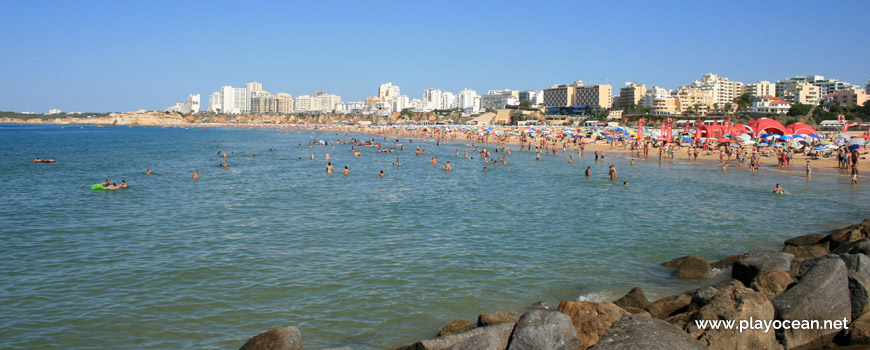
[455,88,479,113]
[294,95,317,112]
[392,95,410,112]
[829,89,868,106]
[365,96,382,109]
[543,81,583,107]
[749,96,791,114]
[274,93,293,114]
[423,89,441,111]
[778,81,820,105]
[208,92,222,113]
[575,84,612,109]
[250,91,272,114]
[617,82,646,108]
[440,91,455,110]
[317,93,341,112]
[336,101,365,114]
[745,81,776,100]
[378,82,400,102]
[245,82,262,113]
[221,86,247,114]
[48,108,62,114]
[166,94,200,114]
[777,75,858,97]
[518,90,543,105]
[865,80,870,95]
[691,73,744,109]
[480,90,519,110]
[676,86,714,115]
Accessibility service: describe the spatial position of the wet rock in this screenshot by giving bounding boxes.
[477,313,520,327]
[711,253,750,270]
[589,314,706,350]
[239,326,302,350]
[684,285,782,350]
[612,287,650,309]
[731,252,794,286]
[772,259,851,349]
[644,290,694,319]
[557,301,628,349]
[832,238,870,255]
[507,310,578,350]
[782,244,830,259]
[785,233,827,247]
[848,271,870,321]
[824,227,865,250]
[396,323,515,350]
[662,256,712,279]
[439,319,475,337]
[750,270,795,296]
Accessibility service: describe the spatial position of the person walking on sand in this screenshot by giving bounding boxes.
[193,170,199,179]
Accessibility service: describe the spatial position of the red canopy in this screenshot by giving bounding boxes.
[747,118,787,137]
[786,123,818,136]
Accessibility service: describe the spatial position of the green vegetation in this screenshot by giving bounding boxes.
[786,103,813,117]
[0,111,113,120]
[400,108,414,119]
[815,101,870,122]
[733,93,752,111]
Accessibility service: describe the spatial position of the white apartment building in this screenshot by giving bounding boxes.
[440,91,455,110]
[518,90,543,105]
[317,94,341,112]
[245,82,262,113]
[48,108,62,114]
[749,97,791,115]
[208,92,222,112]
[691,73,744,109]
[294,95,317,112]
[220,86,247,114]
[778,81,821,105]
[423,89,441,111]
[480,90,519,110]
[336,101,365,114]
[392,95,410,112]
[745,81,777,99]
[378,82,400,101]
[777,75,859,97]
[455,89,479,113]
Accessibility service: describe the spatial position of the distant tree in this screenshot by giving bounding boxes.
[734,93,752,111]
[400,108,414,119]
[787,103,812,117]
[519,99,532,108]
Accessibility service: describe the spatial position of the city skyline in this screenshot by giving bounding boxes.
[1,0,868,113]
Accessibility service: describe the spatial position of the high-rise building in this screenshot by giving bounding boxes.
[392,95,410,112]
[423,89,442,111]
[378,82,400,101]
[865,80,870,95]
[691,74,744,109]
[440,92,455,110]
[543,81,583,107]
[274,93,293,114]
[640,86,676,115]
[575,84,612,109]
[518,90,543,105]
[829,89,868,106]
[220,86,247,114]
[455,89,479,113]
[317,93,341,112]
[365,96,382,109]
[480,90,519,110]
[676,86,714,115]
[245,82,262,113]
[745,81,777,100]
[776,75,858,97]
[294,95,317,112]
[250,91,272,114]
[778,81,820,105]
[208,92,222,112]
[617,83,646,108]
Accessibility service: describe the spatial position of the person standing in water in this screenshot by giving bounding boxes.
[585,166,591,177]
[146,169,151,175]
[193,170,199,179]
[342,166,349,175]
[444,161,451,171]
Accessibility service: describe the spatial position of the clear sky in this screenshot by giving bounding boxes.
[1,0,868,113]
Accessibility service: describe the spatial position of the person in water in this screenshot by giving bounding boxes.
[444,161,451,171]
[101,178,111,186]
[585,166,591,177]
[326,162,334,174]
[193,170,199,179]
[623,181,629,187]
[342,166,349,175]
[379,170,385,177]
[146,169,151,175]
[107,183,119,190]
[120,180,128,189]
[221,160,228,167]
[773,184,784,194]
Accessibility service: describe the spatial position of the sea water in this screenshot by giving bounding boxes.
[0,124,867,349]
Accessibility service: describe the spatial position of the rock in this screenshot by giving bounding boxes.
[782,244,830,259]
[684,285,782,350]
[832,238,870,255]
[785,233,827,247]
[557,301,628,349]
[589,314,706,350]
[798,254,842,277]
[612,287,650,309]
[711,253,750,269]
[644,290,694,319]
[531,301,556,311]
[397,323,515,350]
[665,256,712,279]
[692,285,719,306]
[622,307,651,317]
[799,254,870,278]
[477,313,520,327]
[845,312,870,345]
[439,319,475,337]
[849,271,870,321]
[507,310,578,350]
[750,270,795,296]
[772,259,851,349]
[824,227,865,250]
[731,252,794,286]
[239,326,302,350]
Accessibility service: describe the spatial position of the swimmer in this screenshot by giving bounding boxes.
[146,169,151,175]
[569,155,573,164]
[773,184,784,194]
[221,160,228,167]
[630,159,634,166]
[326,162,334,174]
[483,166,487,172]
[444,161,451,171]
[107,183,119,190]
[193,170,199,179]
[325,154,330,161]
[431,156,437,165]
[623,182,629,187]
[310,153,315,160]
[342,166,349,175]
[101,178,111,186]
[585,166,591,177]
[120,180,128,189]
[379,170,385,177]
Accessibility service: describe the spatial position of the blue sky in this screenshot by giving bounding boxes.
[1,0,868,113]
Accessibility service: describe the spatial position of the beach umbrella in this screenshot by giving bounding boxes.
[682,136,692,142]
[808,134,822,139]
[778,135,792,141]
[742,139,757,145]
[798,140,811,147]
[758,133,772,138]
[849,144,863,151]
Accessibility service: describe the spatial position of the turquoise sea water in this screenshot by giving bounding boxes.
[0,124,867,349]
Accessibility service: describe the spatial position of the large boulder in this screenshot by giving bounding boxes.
[845,312,870,345]
[711,253,750,270]
[785,233,826,247]
[557,301,628,349]
[749,270,795,296]
[507,310,578,350]
[782,244,829,259]
[849,271,870,321]
[731,252,794,286]
[662,256,712,279]
[683,285,782,350]
[589,315,706,350]
[644,290,694,319]
[799,253,870,277]
[771,259,851,349]
[439,319,475,337]
[477,313,520,327]
[824,227,865,250]
[397,322,515,350]
[239,326,302,350]
[612,287,650,309]
[832,237,870,255]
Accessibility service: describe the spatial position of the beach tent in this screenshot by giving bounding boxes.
[786,123,818,136]
[747,118,788,137]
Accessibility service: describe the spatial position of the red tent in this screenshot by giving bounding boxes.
[747,118,787,137]
[786,123,818,136]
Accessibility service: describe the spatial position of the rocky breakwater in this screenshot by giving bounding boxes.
[238,219,870,350]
